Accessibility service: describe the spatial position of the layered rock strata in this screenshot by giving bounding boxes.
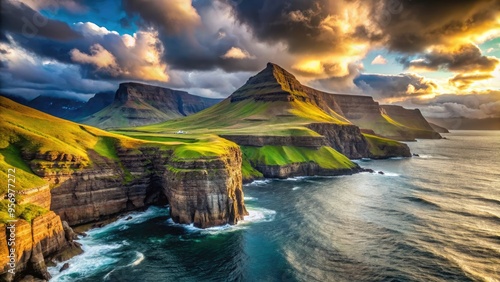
[219,135,327,149]
[0,212,80,281]
[48,146,247,228]
[254,163,366,179]
[306,123,371,159]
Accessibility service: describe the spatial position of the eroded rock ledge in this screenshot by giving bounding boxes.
[0,212,81,282]
[48,146,247,228]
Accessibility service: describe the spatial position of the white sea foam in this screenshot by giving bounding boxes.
[281,176,309,181]
[129,251,145,266]
[89,206,169,235]
[48,206,168,281]
[165,206,277,235]
[382,172,400,177]
[292,186,301,191]
[103,251,145,280]
[244,196,258,201]
[48,241,122,281]
[245,179,272,186]
[418,154,433,159]
[244,207,276,223]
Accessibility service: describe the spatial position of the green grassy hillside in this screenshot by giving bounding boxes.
[116,64,409,180]
[0,97,237,193]
[81,83,222,129]
[0,97,240,222]
[128,98,348,137]
[241,146,356,169]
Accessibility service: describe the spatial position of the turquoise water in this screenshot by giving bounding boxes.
[49,131,500,281]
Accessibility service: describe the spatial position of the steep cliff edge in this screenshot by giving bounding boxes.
[380,105,442,139]
[0,212,81,281]
[429,122,450,133]
[301,85,442,141]
[82,82,222,129]
[0,97,247,279]
[306,123,411,159]
[49,144,247,228]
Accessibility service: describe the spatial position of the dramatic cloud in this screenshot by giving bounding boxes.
[221,47,254,60]
[122,0,201,34]
[0,41,115,100]
[353,73,438,101]
[412,92,500,119]
[1,0,499,103]
[400,44,499,73]
[449,73,494,90]
[70,44,119,71]
[225,0,500,78]
[0,0,81,41]
[375,0,500,53]
[311,63,364,94]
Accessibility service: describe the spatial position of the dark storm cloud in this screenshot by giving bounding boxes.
[224,0,346,54]
[0,31,10,43]
[398,44,499,73]
[225,0,500,55]
[158,30,261,72]
[0,0,81,41]
[353,73,437,99]
[375,0,500,53]
[5,22,171,82]
[119,0,264,72]
[122,0,201,34]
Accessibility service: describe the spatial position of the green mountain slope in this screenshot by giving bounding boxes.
[116,63,411,181]
[82,82,222,129]
[0,97,235,194]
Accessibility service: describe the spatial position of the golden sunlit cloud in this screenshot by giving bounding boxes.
[221,47,255,60]
[70,44,119,72]
[371,55,388,65]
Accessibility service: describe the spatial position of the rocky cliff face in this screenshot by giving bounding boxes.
[380,105,442,139]
[310,92,441,141]
[306,123,371,159]
[0,212,80,281]
[219,135,327,149]
[313,93,381,121]
[48,145,246,228]
[83,82,222,129]
[166,147,247,228]
[255,162,365,179]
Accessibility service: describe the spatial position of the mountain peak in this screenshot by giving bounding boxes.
[264,62,300,83]
[230,63,308,102]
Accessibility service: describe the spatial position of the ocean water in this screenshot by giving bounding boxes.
[49,131,500,282]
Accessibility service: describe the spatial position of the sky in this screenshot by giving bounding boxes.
[1,0,499,119]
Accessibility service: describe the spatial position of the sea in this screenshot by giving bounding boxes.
[48,131,500,282]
